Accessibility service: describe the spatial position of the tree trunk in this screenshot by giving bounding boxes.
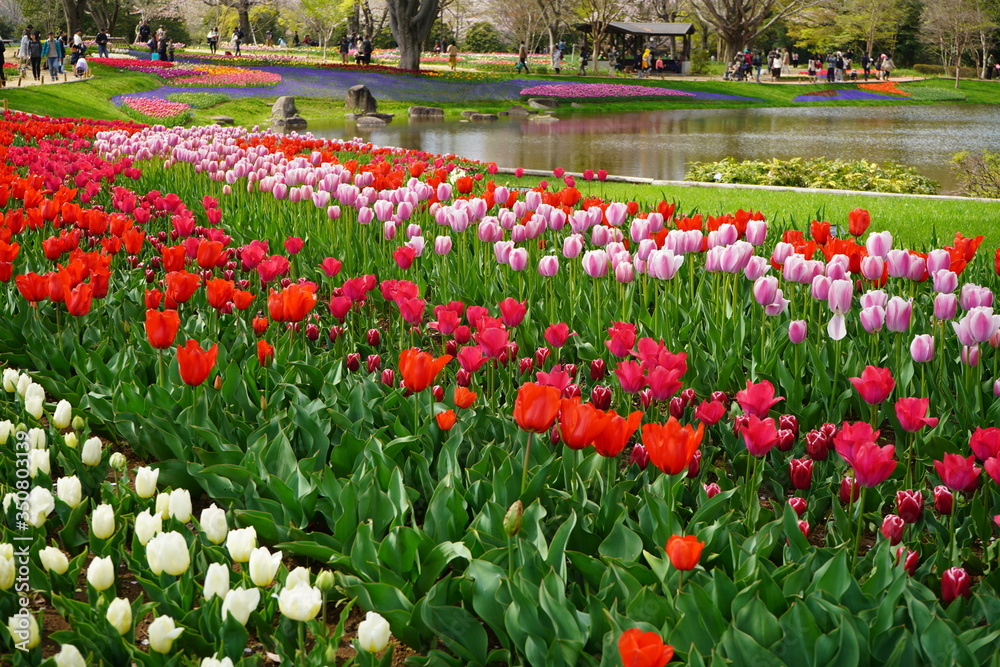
[238,7,252,41]
[61,0,87,36]
[387,0,439,71]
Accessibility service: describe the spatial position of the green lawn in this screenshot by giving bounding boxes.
[0,67,161,120]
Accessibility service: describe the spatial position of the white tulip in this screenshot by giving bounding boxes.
[39,547,70,575]
[134,510,162,546]
[225,527,256,563]
[55,476,82,508]
[24,383,44,420]
[63,431,78,449]
[81,436,103,466]
[52,400,73,429]
[7,613,40,649]
[168,488,192,523]
[277,583,322,622]
[92,504,115,539]
[200,656,236,667]
[249,547,282,587]
[27,427,45,449]
[54,643,86,667]
[146,532,190,576]
[0,555,13,590]
[1,494,18,514]
[135,467,159,498]
[203,562,230,601]
[357,611,392,653]
[155,493,171,519]
[0,420,12,444]
[221,587,260,625]
[106,597,132,635]
[15,373,31,397]
[25,486,54,527]
[28,449,50,478]
[87,556,115,591]
[0,544,11,559]
[199,504,228,544]
[148,615,184,653]
[2,368,19,392]
[285,566,310,589]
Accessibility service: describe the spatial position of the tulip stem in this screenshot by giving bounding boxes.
[949,506,957,566]
[520,431,534,497]
[853,486,867,571]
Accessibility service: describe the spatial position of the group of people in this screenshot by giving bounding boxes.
[339,34,373,65]
[725,47,896,82]
[726,48,796,82]
[136,21,175,61]
[4,26,95,84]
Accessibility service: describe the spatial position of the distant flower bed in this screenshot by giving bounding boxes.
[793,89,901,102]
[858,82,911,96]
[91,57,175,71]
[170,66,281,87]
[898,84,967,101]
[120,96,191,126]
[520,83,696,99]
[165,92,231,108]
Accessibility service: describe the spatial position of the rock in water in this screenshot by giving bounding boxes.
[407,106,445,117]
[347,85,378,114]
[271,96,298,119]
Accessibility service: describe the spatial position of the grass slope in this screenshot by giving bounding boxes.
[0,66,161,120]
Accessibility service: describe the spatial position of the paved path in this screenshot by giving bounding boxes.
[3,60,92,87]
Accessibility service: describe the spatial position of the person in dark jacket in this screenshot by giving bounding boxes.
[158,35,169,61]
[26,33,41,79]
[95,28,109,58]
[362,35,372,64]
[0,38,6,86]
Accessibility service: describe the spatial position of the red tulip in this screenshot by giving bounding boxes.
[320,257,343,277]
[398,348,452,393]
[176,340,219,386]
[941,567,971,605]
[797,520,811,538]
[498,298,527,328]
[435,410,457,431]
[206,278,235,310]
[393,246,417,269]
[232,290,254,310]
[196,239,224,269]
[65,283,93,316]
[778,414,799,437]
[810,220,831,244]
[776,429,795,452]
[257,340,274,366]
[477,326,509,358]
[647,366,684,401]
[544,323,574,348]
[880,514,905,545]
[366,354,380,373]
[693,399,726,425]
[165,270,201,306]
[605,321,636,357]
[848,208,871,237]
[558,398,612,450]
[284,237,304,255]
[146,309,181,350]
[934,453,980,492]
[986,457,1000,485]
[686,448,701,477]
[934,485,954,514]
[345,353,361,372]
[614,360,647,394]
[381,369,395,386]
[739,415,779,457]
[895,489,923,524]
[840,477,860,504]
[789,497,807,517]
[618,628,674,667]
[513,382,561,433]
[641,418,704,475]
[590,385,612,411]
[453,387,476,409]
[789,458,813,490]
[896,547,919,575]
[735,379,784,417]
[806,430,830,460]
[665,534,704,571]
[969,427,1000,462]
[849,366,895,404]
[703,482,721,498]
[841,440,897,487]
[894,397,938,432]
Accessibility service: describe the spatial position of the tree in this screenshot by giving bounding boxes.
[88,0,122,33]
[204,0,257,41]
[922,0,996,87]
[836,0,907,57]
[574,0,626,73]
[61,0,88,34]
[386,0,439,69]
[462,20,508,51]
[689,0,823,61]
[785,2,839,53]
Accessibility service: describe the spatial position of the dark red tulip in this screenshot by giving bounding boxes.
[710,390,728,405]
[896,490,923,524]
[778,414,799,437]
[732,414,750,435]
[797,520,811,539]
[305,323,319,341]
[703,483,721,499]
[840,477,860,504]
[445,339,459,356]
[630,444,650,470]
[534,347,551,368]
[345,353,361,372]
[432,385,445,402]
[680,388,696,408]
[590,386,612,411]
[562,384,581,399]
[669,397,685,419]
[776,429,795,452]
[367,328,381,347]
[518,357,534,376]
[686,449,701,478]
[880,514,905,545]
[789,497,807,517]
[328,326,344,343]
[366,355,381,373]
[941,567,971,605]
[455,368,471,386]
[589,358,606,380]
[806,430,830,460]
[896,547,919,575]
[789,458,813,489]
[820,422,838,438]
[933,486,953,514]
[380,369,395,386]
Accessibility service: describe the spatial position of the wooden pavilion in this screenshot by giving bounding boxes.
[576,22,696,74]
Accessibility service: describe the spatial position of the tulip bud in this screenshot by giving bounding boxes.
[380,369,395,386]
[71,415,85,430]
[896,546,919,575]
[895,490,923,524]
[305,323,320,341]
[703,482,721,498]
[590,385,612,411]
[778,414,799,437]
[686,449,701,478]
[840,476,860,504]
[40,546,69,575]
[249,547,283,587]
[669,396,685,419]
[109,452,127,472]
[805,431,828,460]
[431,385,444,402]
[203,562,230,601]
[711,390,729,405]
[504,500,523,537]
[789,497,807,517]
[88,556,115,591]
[941,567,971,605]
[534,347,551,368]
[54,644,86,667]
[630,444,650,470]
[226,527,257,563]
[589,359,606,380]
[328,326,343,343]
[134,466,159,499]
[366,354,381,373]
[222,587,261,625]
[213,375,223,390]
[92,504,115,540]
[639,387,653,409]
[199,504,228,545]
[934,485,953,514]
[789,458,813,489]
[63,432,78,449]
[169,488,192,523]
[445,339,459,356]
[797,520,811,538]
[81,436,103,466]
[518,357,534,376]
[134,510,162,546]
[7,613,40,649]
[880,514,905,545]
[148,615,184,654]
[52,400,72,429]
[345,353,361,372]
[316,570,335,593]
[549,425,561,446]
[357,611,392,653]
[105,598,132,635]
[732,414,750,435]
[776,429,795,452]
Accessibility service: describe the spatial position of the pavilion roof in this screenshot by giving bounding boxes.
[576,22,696,37]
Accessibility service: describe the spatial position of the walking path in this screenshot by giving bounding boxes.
[3,61,92,88]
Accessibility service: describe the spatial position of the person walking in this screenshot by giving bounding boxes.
[158,33,169,61]
[551,44,563,74]
[882,53,895,81]
[41,32,63,82]
[27,32,41,80]
[207,27,219,54]
[362,35,372,65]
[826,52,836,82]
[95,27,109,58]
[987,54,996,80]
[265,29,273,47]
[861,53,871,81]
[18,28,29,69]
[137,20,151,45]
[771,50,783,81]
[339,35,349,63]
[232,28,243,56]
[518,41,530,74]
[447,40,458,71]
[752,51,762,81]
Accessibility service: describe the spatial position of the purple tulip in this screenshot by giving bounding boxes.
[753,276,778,306]
[860,305,886,333]
[885,297,912,333]
[934,293,958,320]
[910,334,934,362]
[538,255,559,277]
[789,320,807,343]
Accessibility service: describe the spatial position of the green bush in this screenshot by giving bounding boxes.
[689,49,711,75]
[913,63,980,79]
[951,151,1000,198]
[166,92,231,109]
[462,22,509,53]
[686,156,938,194]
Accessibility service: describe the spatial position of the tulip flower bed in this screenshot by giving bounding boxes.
[91,58,281,88]
[793,89,903,102]
[120,97,192,126]
[519,83,760,103]
[1,110,1000,667]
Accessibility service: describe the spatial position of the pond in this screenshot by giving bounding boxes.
[309,104,1000,194]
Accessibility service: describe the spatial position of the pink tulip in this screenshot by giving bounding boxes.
[605,202,627,227]
[743,256,769,281]
[509,248,528,271]
[934,293,957,320]
[926,248,951,273]
[357,206,374,225]
[865,231,893,258]
[614,262,634,283]
[860,306,885,333]
[960,284,993,310]
[932,270,958,293]
[910,334,934,362]
[582,250,609,278]
[860,290,887,309]
[764,289,789,317]
[753,276,778,306]
[885,297,912,333]
[563,235,584,259]
[788,320,807,344]
[434,236,453,255]
[827,279,853,314]
[860,256,884,280]
[811,275,831,301]
[745,219,767,245]
[961,345,980,366]
[538,256,559,277]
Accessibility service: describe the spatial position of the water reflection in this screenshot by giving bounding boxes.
[309,105,1000,192]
